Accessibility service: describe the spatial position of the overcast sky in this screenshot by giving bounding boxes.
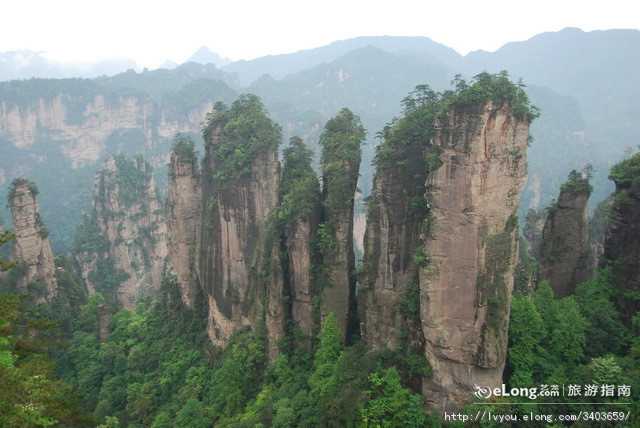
[2,0,638,67]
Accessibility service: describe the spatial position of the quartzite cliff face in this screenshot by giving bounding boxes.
[602,153,640,324]
[76,155,168,308]
[8,179,57,301]
[360,94,531,409]
[318,108,365,341]
[538,171,591,296]
[198,96,284,357]
[167,139,202,307]
[420,102,529,409]
[279,137,322,340]
[360,121,428,354]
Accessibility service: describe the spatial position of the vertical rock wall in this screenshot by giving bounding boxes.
[419,102,529,409]
[167,141,201,307]
[198,96,283,357]
[602,153,640,324]
[538,171,591,296]
[77,155,168,308]
[318,108,365,341]
[9,179,57,301]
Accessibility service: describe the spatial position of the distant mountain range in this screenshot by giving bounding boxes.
[0,50,138,81]
[0,46,231,81]
[1,27,639,251]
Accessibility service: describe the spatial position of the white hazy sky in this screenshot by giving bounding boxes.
[2,0,639,67]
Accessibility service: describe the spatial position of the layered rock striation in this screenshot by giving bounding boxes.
[167,136,202,307]
[360,75,537,409]
[198,96,283,355]
[8,178,57,301]
[602,153,640,324]
[75,155,168,308]
[538,170,591,296]
[318,108,365,342]
[420,100,530,409]
[279,137,322,340]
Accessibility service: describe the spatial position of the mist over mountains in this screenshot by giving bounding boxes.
[0,27,639,252]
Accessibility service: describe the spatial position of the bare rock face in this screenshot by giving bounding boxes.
[539,171,591,296]
[167,140,201,307]
[602,153,640,324]
[8,179,57,301]
[0,95,214,167]
[420,102,529,409]
[198,96,283,357]
[285,218,318,337]
[76,155,168,308]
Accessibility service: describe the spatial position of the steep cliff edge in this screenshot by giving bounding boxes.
[7,178,57,301]
[74,155,168,308]
[167,136,202,307]
[278,137,322,339]
[359,88,437,355]
[198,95,283,356]
[318,108,365,342]
[421,97,531,408]
[538,170,591,296]
[360,74,537,409]
[603,153,640,324]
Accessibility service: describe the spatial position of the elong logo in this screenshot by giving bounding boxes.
[473,384,539,400]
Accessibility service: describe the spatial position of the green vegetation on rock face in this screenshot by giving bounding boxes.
[375,71,537,172]
[609,152,640,188]
[560,169,593,195]
[0,231,15,272]
[171,134,198,165]
[320,108,365,215]
[203,94,281,185]
[73,214,110,254]
[112,154,152,208]
[445,71,540,122]
[8,177,39,201]
[374,84,442,171]
[277,137,320,225]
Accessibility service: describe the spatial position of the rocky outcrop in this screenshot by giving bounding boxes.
[522,208,545,258]
[318,108,365,342]
[280,137,322,339]
[8,178,57,301]
[198,96,283,357]
[419,101,530,409]
[167,138,201,307]
[0,94,214,167]
[586,196,612,273]
[539,170,591,296]
[76,155,168,308]
[602,153,640,324]
[360,87,532,408]
[359,121,428,353]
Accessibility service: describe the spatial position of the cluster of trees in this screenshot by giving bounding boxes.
[57,271,432,427]
[0,234,91,427]
[203,95,282,185]
[500,271,640,425]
